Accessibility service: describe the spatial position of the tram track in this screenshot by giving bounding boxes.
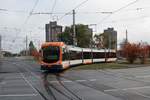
[2,59,83,100]
[2,60,51,100]
[43,72,83,100]
[55,74,82,100]
[16,59,83,100]
[5,59,150,100]
[4,59,59,100]
[42,73,58,100]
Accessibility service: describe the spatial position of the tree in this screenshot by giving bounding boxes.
[138,42,149,64]
[147,45,150,58]
[75,24,92,48]
[122,43,139,64]
[19,50,25,56]
[3,51,13,57]
[29,41,40,60]
[58,24,92,48]
[122,42,149,64]
[58,27,73,45]
[94,33,104,49]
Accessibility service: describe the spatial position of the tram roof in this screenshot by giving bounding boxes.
[41,42,116,52]
[41,42,65,47]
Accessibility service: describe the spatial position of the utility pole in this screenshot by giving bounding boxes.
[25,35,28,56]
[109,33,112,49]
[109,33,111,57]
[0,35,2,58]
[126,29,128,43]
[73,9,76,46]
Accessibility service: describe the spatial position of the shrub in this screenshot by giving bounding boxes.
[31,49,40,61]
[122,42,149,64]
[122,43,139,64]
[147,45,150,58]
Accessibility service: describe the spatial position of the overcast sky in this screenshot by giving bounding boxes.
[0,0,150,53]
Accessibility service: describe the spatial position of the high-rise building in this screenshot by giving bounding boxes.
[45,21,62,42]
[103,28,117,49]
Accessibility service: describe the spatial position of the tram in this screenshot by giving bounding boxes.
[40,42,117,70]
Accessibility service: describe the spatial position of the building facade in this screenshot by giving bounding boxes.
[103,28,117,49]
[45,21,62,42]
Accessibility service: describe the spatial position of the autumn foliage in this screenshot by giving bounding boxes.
[122,42,149,64]
[29,41,40,61]
[31,49,40,61]
[123,43,139,63]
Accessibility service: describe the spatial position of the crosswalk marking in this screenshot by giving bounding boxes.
[0,94,38,97]
[49,79,97,83]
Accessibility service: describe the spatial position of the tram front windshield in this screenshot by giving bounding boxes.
[42,46,60,63]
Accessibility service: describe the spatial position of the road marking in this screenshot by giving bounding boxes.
[20,73,39,94]
[76,80,86,82]
[12,62,41,80]
[63,80,73,83]
[24,65,41,80]
[0,94,38,97]
[104,86,150,92]
[89,79,97,81]
[49,79,97,83]
[135,91,150,99]
[49,80,73,83]
[49,81,59,83]
[50,80,73,83]
[136,75,150,78]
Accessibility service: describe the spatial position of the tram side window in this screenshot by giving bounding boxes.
[111,52,116,58]
[93,52,105,58]
[83,52,92,59]
[106,52,110,58]
[63,52,70,61]
[107,52,116,58]
[62,48,70,61]
[70,50,82,60]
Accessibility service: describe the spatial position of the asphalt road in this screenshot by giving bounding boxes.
[1,57,150,100]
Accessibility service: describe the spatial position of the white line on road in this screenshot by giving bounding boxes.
[76,80,87,82]
[49,78,97,83]
[134,91,150,99]
[0,94,38,97]
[63,80,73,83]
[104,86,150,92]
[89,79,97,81]
[20,73,39,94]
[12,62,41,80]
[49,80,74,83]
[136,75,150,78]
[49,81,58,83]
